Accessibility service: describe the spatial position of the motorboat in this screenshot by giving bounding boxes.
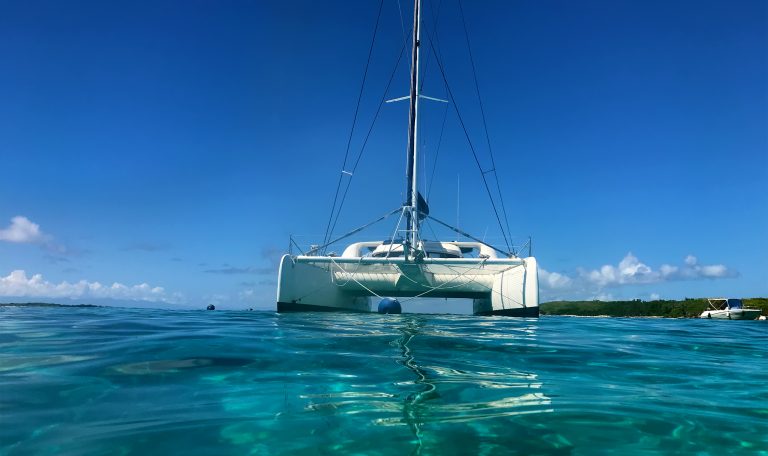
[700,298,762,320]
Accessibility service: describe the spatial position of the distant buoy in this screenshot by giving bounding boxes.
[207,304,215,311]
[377,298,401,314]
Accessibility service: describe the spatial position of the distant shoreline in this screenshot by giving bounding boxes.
[0,302,101,308]
[2,299,766,318]
[541,298,767,318]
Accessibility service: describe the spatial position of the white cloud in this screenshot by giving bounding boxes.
[579,252,660,287]
[699,264,728,278]
[0,270,176,303]
[239,288,256,300]
[0,215,72,258]
[539,253,736,300]
[538,268,573,289]
[659,264,678,277]
[649,293,661,301]
[593,292,614,301]
[581,253,734,287]
[0,216,49,244]
[658,255,732,280]
[203,293,230,306]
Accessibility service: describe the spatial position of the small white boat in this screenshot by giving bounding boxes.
[700,298,762,320]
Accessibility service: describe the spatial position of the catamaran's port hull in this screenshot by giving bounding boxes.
[276,254,539,317]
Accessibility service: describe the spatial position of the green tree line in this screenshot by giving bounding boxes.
[541,298,768,318]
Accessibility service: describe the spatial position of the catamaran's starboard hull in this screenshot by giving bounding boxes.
[276,254,539,317]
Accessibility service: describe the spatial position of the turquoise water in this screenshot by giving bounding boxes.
[1,307,767,455]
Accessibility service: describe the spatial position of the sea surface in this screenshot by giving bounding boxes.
[1,306,767,455]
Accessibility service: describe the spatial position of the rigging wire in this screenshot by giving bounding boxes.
[396,0,407,43]
[418,0,445,94]
[323,0,516,255]
[427,214,512,257]
[457,0,514,250]
[423,32,513,254]
[326,32,412,244]
[423,0,449,202]
[425,101,449,201]
[309,207,401,256]
[321,0,386,250]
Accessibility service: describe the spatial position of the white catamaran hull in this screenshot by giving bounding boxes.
[277,254,539,317]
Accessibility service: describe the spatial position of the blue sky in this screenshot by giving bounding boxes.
[0,0,765,309]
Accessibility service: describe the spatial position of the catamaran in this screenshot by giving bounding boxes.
[276,0,539,316]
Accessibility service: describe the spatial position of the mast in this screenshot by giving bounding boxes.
[405,0,422,255]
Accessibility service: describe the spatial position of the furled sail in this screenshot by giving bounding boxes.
[416,192,429,220]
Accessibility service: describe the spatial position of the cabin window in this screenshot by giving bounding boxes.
[727,299,743,309]
[425,252,461,259]
[371,251,403,258]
